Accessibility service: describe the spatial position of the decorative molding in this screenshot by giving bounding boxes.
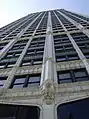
[41,80,56,104]
[56,60,84,71]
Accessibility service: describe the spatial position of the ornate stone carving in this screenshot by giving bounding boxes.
[41,81,56,105]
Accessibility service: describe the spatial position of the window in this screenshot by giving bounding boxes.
[0,63,5,69]
[74,71,86,78]
[10,74,41,88]
[14,77,26,84]
[12,76,26,88]
[68,54,79,60]
[22,61,31,66]
[7,62,15,68]
[74,69,89,82]
[27,75,40,87]
[56,56,66,62]
[28,76,40,83]
[21,37,45,66]
[0,76,7,87]
[57,98,89,119]
[58,71,72,84]
[54,35,79,62]
[59,73,70,79]
[57,68,89,84]
[0,103,40,119]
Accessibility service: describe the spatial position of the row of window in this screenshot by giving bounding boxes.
[7,14,38,39]
[20,13,45,38]
[36,12,48,31]
[1,33,89,68]
[51,11,65,33]
[71,32,89,58]
[54,10,79,31]
[0,68,88,88]
[21,37,45,66]
[0,39,29,69]
[0,12,33,33]
[0,13,39,40]
[0,98,89,119]
[60,9,89,29]
[65,9,89,22]
[0,42,8,50]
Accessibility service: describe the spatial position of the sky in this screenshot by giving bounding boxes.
[0,0,89,28]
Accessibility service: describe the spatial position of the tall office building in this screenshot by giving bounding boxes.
[0,9,89,119]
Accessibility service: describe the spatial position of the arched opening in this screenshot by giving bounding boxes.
[57,98,89,119]
[0,103,40,119]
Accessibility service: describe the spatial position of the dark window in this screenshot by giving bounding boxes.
[58,68,89,84]
[57,98,89,119]
[0,104,40,119]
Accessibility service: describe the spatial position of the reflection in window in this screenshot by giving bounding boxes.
[57,98,89,119]
[0,103,40,119]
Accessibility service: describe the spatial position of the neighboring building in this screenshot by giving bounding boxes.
[0,9,89,119]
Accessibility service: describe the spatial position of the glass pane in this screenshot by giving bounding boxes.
[28,76,40,83]
[59,73,71,79]
[74,71,86,77]
[0,65,5,69]
[0,80,5,85]
[60,79,72,83]
[56,57,66,62]
[22,62,31,66]
[14,78,26,84]
[28,83,40,87]
[7,64,15,68]
[13,84,23,88]
[76,77,88,82]
[33,61,42,65]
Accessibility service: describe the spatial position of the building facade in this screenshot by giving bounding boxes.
[0,9,89,119]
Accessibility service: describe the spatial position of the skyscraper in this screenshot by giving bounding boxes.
[0,9,89,119]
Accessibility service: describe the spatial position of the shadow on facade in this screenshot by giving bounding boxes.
[57,98,89,119]
[0,103,40,119]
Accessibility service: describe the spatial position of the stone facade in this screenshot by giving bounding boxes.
[0,9,89,119]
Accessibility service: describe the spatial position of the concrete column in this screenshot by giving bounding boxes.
[42,104,55,119]
[40,11,57,85]
[54,10,89,75]
[4,12,46,88]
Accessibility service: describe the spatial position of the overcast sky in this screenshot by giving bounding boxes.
[0,0,89,28]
